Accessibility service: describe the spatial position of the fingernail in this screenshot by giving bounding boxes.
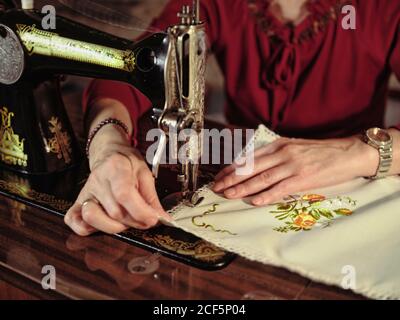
[225,188,236,197]
[158,213,173,222]
[213,182,224,192]
[215,172,225,180]
[64,214,70,224]
[253,197,263,206]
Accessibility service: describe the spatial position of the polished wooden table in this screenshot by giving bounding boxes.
[0,192,366,300]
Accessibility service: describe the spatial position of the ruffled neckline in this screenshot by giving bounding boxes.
[248,0,351,44]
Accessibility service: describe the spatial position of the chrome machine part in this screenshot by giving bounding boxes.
[153,0,206,206]
[0,24,24,85]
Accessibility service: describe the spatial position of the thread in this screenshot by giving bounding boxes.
[21,0,34,10]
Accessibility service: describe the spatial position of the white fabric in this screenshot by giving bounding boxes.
[164,125,400,299]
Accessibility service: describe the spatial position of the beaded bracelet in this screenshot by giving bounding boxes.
[85,118,130,158]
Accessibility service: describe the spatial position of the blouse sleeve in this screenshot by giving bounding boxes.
[386,3,400,130]
[82,0,223,145]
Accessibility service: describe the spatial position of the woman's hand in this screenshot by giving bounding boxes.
[213,136,379,206]
[64,123,170,236]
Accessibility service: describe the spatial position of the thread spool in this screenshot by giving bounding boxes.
[21,0,34,9]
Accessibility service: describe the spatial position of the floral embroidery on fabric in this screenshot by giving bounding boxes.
[270,194,357,233]
[192,204,238,236]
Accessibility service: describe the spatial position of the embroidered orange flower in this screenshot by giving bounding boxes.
[301,194,326,203]
[293,212,316,230]
[335,208,353,216]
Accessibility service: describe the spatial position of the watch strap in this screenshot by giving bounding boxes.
[365,133,393,179]
[374,144,393,179]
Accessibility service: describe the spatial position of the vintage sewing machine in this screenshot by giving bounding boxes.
[0,0,234,269]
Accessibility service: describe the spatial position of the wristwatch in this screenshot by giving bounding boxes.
[363,127,393,179]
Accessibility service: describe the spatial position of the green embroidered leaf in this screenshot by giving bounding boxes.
[276,211,290,217]
[334,208,353,216]
[277,203,292,211]
[310,201,322,207]
[273,226,290,233]
[309,209,321,220]
[290,213,299,219]
[270,210,284,214]
[317,208,334,219]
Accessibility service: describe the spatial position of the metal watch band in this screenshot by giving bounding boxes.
[374,144,393,179]
[365,136,393,180]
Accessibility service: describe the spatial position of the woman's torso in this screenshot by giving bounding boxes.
[212,0,400,138]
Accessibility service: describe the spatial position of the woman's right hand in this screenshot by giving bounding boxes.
[64,124,171,236]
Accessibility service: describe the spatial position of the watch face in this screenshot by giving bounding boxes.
[366,128,392,145]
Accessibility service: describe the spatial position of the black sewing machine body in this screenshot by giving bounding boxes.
[0,7,168,174]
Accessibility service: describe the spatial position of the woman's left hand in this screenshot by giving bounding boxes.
[213,136,379,206]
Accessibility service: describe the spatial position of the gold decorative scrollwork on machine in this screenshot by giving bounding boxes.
[16,24,136,72]
[0,176,72,212]
[126,229,226,263]
[45,117,72,164]
[0,106,28,167]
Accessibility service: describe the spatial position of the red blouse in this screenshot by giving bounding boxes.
[82,0,400,140]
